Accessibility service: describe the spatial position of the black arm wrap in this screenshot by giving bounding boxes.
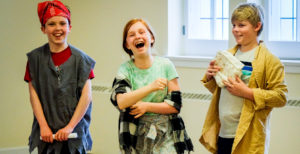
[171,91,182,112]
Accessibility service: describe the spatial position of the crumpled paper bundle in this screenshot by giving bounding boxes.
[214,50,244,88]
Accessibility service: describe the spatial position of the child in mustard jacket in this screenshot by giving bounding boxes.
[200,3,288,154]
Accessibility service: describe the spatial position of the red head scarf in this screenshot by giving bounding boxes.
[37,0,71,26]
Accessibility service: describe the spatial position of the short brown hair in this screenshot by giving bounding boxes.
[231,3,264,36]
[122,18,155,58]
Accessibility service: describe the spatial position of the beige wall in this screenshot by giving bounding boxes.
[0,0,299,154]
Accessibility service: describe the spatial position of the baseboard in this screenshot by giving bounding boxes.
[0,146,93,154]
[0,146,37,154]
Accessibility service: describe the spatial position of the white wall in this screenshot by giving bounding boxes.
[0,0,299,154]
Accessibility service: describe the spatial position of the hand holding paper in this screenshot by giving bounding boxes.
[214,50,244,88]
[40,133,78,140]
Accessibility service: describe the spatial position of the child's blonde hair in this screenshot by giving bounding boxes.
[231,3,264,36]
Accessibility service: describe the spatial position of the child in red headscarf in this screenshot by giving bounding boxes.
[24,1,95,153]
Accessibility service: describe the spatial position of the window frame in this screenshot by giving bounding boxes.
[168,0,228,57]
[187,0,229,40]
[186,0,229,56]
[264,0,300,60]
[167,0,300,73]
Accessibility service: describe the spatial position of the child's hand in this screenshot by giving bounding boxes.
[150,78,167,91]
[40,125,53,143]
[130,101,148,119]
[55,126,74,141]
[206,60,221,81]
[223,76,253,100]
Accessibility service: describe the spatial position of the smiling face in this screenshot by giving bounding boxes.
[41,16,71,49]
[123,19,155,58]
[230,3,264,51]
[232,20,261,49]
[126,22,154,57]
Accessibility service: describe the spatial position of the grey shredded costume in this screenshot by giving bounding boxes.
[26,43,95,154]
[110,72,193,154]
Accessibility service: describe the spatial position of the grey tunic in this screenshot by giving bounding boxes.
[27,43,95,154]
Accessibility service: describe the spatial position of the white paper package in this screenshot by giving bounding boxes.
[214,50,244,88]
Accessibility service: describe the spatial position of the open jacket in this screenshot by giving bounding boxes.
[200,43,288,154]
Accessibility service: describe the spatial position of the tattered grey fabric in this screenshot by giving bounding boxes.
[135,114,176,154]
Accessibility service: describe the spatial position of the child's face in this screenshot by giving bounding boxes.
[232,20,261,47]
[126,22,154,57]
[41,16,71,47]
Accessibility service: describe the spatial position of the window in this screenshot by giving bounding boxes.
[269,0,297,41]
[265,0,300,60]
[167,0,300,72]
[168,0,229,57]
[188,0,229,40]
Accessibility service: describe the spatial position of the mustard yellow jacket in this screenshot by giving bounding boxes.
[200,43,288,154]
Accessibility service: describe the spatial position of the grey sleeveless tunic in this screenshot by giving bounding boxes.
[27,43,95,154]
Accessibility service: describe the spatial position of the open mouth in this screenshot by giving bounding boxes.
[135,42,145,49]
[54,33,63,37]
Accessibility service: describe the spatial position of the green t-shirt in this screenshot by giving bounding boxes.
[117,56,179,104]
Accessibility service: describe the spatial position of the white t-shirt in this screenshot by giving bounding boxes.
[218,47,256,138]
